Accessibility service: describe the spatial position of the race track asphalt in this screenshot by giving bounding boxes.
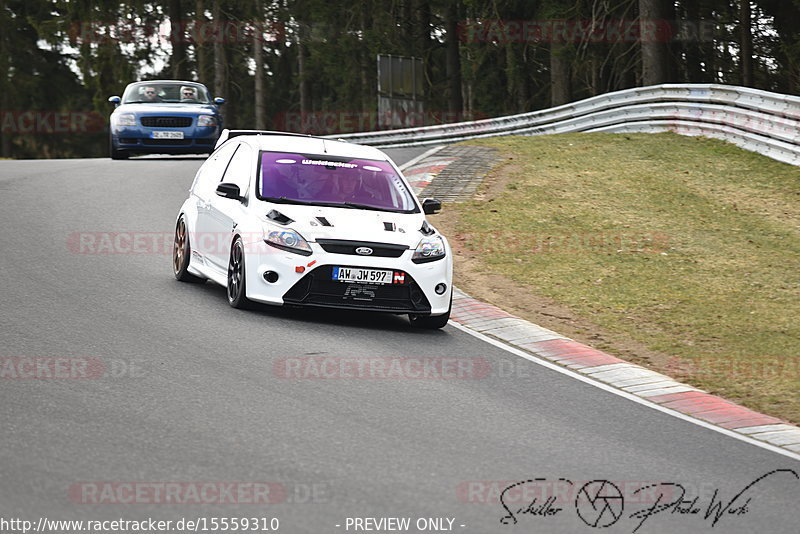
[0,151,797,533]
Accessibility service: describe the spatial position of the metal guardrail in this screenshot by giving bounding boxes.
[330,84,800,165]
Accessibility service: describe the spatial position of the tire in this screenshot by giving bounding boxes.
[110,136,128,160]
[172,216,204,283]
[227,237,251,309]
[409,296,452,329]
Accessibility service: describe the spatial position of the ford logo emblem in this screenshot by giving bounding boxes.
[355,247,373,256]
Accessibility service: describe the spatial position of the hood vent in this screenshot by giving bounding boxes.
[267,209,293,225]
[316,216,333,227]
[420,220,435,236]
[383,222,396,232]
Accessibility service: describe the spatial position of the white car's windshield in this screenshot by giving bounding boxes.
[258,151,418,213]
[122,83,211,104]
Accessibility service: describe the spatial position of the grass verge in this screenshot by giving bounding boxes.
[431,132,800,424]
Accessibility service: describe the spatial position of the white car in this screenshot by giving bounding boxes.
[172,130,453,328]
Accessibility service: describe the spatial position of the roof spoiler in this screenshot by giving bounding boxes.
[214,129,332,149]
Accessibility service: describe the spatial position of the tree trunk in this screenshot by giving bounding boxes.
[444,1,462,113]
[681,0,703,83]
[360,0,374,120]
[417,0,432,114]
[169,0,187,79]
[297,28,310,114]
[639,0,671,86]
[253,1,265,129]
[550,41,571,107]
[0,30,9,157]
[0,88,9,157]
[212,0,229,124]
[195,0,208,82]
[740,0,753,86]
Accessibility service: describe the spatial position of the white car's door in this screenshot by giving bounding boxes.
[203,142,253,271]
[193,141,239,271]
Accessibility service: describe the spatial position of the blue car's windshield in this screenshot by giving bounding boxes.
[258,151,418,213]
[122,83,211,104]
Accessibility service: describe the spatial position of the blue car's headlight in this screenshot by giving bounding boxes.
[197,115,217,127]
[114,113,136,127]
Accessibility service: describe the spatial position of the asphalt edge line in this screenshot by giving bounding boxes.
[396,145,447,172]
[447,320,800,462]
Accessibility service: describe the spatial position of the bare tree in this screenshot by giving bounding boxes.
[297,33,309,115]
[212,0,229,123]
[550,41,571,107]
[639,0,671,85]
[253,0,266,129]
[740,0,753,86]
[445,0,463,113]
[169,0,188,79]
[196,0,209,82]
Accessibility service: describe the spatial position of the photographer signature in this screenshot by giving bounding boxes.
[498,469,798,531]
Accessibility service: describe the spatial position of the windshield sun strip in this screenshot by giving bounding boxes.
[256,150,420,214]
[260,196,414,213]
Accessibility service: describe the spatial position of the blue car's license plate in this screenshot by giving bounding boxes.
[152,131,184,139]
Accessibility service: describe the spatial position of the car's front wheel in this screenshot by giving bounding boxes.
[109,135,128,160]
[172,216,204,283]
[409,296,451,329]
[227,237,251,309]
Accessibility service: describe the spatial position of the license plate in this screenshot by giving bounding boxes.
[152,131,184,139]
[332,267,393,285]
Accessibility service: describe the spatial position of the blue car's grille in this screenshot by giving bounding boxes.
[140,116,193,127]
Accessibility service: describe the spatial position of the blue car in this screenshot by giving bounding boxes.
[108,80,225,159]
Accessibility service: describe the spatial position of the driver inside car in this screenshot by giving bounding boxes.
[141,86,162,102]
[180,86,198,102]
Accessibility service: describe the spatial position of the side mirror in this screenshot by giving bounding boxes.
[108,96,121,106]
[422,198,442,215]
[214,97,226,105]
[216,182,241,200]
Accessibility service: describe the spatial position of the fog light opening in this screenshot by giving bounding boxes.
[263,271,279,283]
[435,283,447,295]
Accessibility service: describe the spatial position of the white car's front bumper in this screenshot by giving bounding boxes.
[240,237,453,315]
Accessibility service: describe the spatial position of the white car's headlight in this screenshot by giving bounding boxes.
[412,235,446,263]
[115,113,136,126]
[197,115,217,127]
[264,227,312,256]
